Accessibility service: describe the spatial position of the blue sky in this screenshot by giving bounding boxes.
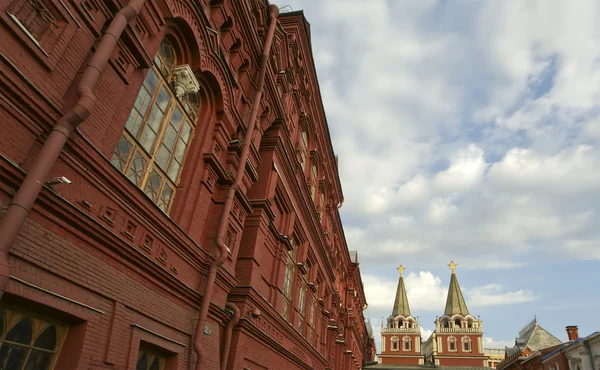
[282,0,600,353]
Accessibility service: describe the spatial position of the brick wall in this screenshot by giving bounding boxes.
[0,0,369,369]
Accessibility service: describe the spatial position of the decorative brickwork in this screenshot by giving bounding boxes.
[0,1,369,370]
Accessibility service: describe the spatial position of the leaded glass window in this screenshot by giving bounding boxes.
[111,38,200,213]
[282,238,297,321]
[136,349,166,370]
[0,308,68,370]
[300,131,308,170]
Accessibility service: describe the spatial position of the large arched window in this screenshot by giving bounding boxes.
[0,308,68,370]
[282,237,297,321]
[299,130,308,170]
[111,37,201,213]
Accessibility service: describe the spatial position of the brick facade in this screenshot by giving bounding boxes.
[0,1,369,369]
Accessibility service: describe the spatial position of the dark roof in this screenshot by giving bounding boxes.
[444,272,469,316]
[542,340,580,361]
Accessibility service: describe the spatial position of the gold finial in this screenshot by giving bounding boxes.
[397,265,406,277]
[448,260,458,274]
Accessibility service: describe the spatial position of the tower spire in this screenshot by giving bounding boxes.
[392,265,411,317]
[444,261,469,316]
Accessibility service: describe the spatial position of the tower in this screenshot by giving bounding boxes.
[422,261,487,366]
[379,265,423,365]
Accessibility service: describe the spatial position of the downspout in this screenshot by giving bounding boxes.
[0,0,147,297]
[192,4,279,369]
[220,302,240,370]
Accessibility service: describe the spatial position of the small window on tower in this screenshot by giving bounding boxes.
[403,336,411,351]
[391,336,399,351]
[462,337,471,352]
[448,336,457,351]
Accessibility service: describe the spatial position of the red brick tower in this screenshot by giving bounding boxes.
[379,265,423,365]
[422,261,487,367]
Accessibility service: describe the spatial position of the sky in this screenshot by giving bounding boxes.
[280,0,600,355]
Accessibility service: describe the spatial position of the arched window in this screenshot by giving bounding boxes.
[282,237,297,321]
[403,336,411,351]
[0,308,68,370]
[391,336,399,351]
[448,336,457,351]
[455,319,462,328]
[299,130,308,170]
[310,164,318,200]
[462,336,472,351]
[111,37,201,213]
[136,348,166,370]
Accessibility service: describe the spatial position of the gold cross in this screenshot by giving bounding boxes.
[397,265,406,276]
[448,260,458,273]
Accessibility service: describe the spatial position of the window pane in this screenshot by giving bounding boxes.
[179,121,192,144]
[5,317,33,344]
[24,349,53,370]
[0,344,27,369]
[126,151,148,186]
[155,144,171,171]
[158,184,174,212]
[167,160,181,181]
[149,357,161,370]
[140,86,169,152]
[33,325,57,350]
[144,168,162,202]
[136,353,148,370]
[111,135,133,171]
[125,83,153,137]
[143,69,159,92]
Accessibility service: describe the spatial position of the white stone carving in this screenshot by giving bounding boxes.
[172,64,200,99]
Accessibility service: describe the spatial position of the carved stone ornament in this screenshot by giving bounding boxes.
[172,64,200,99]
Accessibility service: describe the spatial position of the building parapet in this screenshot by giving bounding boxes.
[437,327,483,333]
[381,327,421,334]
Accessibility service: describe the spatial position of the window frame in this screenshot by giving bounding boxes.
[391,336,399,351]
[448,336,457,352]
[403,336,412,351]
[111,37,200,213]
[0,307,69,370]
[282,238,297,321]
[462,336,472,352]
[136,347,167,370]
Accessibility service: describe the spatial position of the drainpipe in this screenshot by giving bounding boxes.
[0,0,147,297]
[192,4,279,369]
[220,302,240,370]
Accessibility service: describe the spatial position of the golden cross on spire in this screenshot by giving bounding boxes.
[397,265,406,277]
[448,260,458,274]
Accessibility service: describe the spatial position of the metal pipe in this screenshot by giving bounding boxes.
[0,0,147,297]
[192,4,279,368]
[220,302,240,370]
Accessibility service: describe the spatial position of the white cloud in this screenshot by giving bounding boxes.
[285,0,600,351]
[467,284,538,307]
[434,144,488,194]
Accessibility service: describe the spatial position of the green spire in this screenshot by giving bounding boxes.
[392,265,411,317]
[444,261,470,316]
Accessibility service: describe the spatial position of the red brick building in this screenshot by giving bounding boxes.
[379,265,423,365]
[0,1,370,369]
[422,262,487,367]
